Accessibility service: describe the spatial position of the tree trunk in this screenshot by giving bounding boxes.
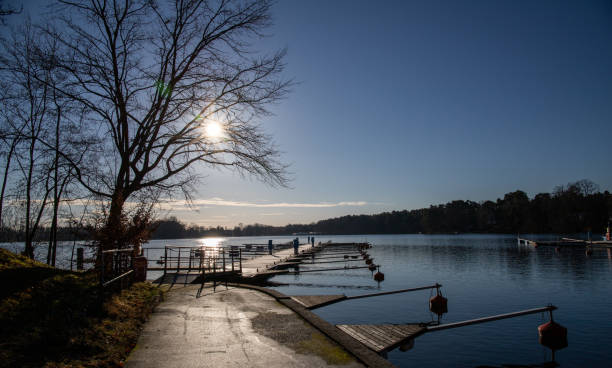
[105,190,126,250]
[0,139,16,232]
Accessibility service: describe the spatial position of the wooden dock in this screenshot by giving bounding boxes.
[291,295,347,309]
[147,242,372,284]
[290,284,441,309]
[334,305,558,354]
[518,237,612,248]
[336,324,426,353]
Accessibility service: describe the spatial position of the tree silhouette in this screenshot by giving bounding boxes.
[40,0,291,251]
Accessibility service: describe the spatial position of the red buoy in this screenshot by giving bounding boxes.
[538,309,568,350]
[429,285,448,315]
[538,321,568,350]
[374,271,384,282]
[365,258,373,265]
[368,263,376,271]
[429,294,448,315]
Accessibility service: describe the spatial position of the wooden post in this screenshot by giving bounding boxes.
[76,247,84,270]
[239,249,242,273]
[222,249,226,272]
[177,248,181,273]
[163,247,168,275]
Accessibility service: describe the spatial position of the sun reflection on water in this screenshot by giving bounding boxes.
[198,237,226,248]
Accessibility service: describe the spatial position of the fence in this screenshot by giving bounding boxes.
[100,248,134,288]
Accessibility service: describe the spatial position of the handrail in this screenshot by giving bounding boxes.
[102,269,134,287]
[102,248,134,253]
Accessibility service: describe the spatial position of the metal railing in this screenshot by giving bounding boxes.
[100,248,134,288]
[142,241,296,275]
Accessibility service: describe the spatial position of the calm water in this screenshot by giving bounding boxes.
[265,234,612,368]
[5,234,611,367]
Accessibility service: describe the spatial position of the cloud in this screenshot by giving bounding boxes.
[160,198,368,209]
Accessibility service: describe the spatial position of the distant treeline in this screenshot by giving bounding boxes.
[151,180,612,238]
[2,180,610,242]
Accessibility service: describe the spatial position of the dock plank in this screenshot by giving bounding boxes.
[336,324,426,353]
[291,295,347,309]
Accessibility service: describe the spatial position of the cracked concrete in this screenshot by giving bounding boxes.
[126,284,363,368]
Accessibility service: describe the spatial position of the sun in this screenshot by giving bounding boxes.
[204,120,225,140]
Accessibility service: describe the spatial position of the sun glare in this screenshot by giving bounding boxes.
[204,120,225,140]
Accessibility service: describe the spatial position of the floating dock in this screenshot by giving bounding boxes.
[518,237,612,248]
[335,305,559,354]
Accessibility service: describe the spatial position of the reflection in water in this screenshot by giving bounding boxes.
[197,237,226,247]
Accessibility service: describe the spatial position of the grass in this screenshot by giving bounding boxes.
[0,248,163,368]
[296,331,355,365]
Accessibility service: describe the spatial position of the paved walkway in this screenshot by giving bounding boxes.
[126,284,363,368]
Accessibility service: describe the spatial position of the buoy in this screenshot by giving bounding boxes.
[539,322,568,349]
[374,266,384,282]
[399,338,414,352]
[429,285,448,315]
[368,263,376,271]
[538,309,568,350]
[365,258,373,265]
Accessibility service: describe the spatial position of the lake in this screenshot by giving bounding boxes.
[5,234,611,367]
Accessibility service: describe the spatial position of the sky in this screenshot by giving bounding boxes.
[8,0,612,227]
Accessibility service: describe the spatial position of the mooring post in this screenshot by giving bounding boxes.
[177,248,181,273]
[163,247,167,275]
[222,249,226,272]
[76,247,84,270]
[239,249,242,273]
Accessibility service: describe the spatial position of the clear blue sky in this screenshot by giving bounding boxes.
[10,0,612,227]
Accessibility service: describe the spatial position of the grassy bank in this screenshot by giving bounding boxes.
[0,248,163,368]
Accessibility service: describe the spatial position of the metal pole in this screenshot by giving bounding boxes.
[177,248,181,273]
[345,284,441,301]
[164,247,167,275]
[427,306,557,332]
[76,247,84,270]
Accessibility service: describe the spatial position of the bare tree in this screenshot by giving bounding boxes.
[0,23,57,258]
[42,0,291,251]
[0,103,22,231]
[0,1,22,24]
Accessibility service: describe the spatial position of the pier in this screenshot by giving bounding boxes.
[517,236,612,248]
[145,241,373,285]
[335,305,558,354]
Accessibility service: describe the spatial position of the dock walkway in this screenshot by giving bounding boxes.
[240,243,318,277]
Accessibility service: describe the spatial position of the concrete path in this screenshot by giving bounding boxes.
[126,284,363,368]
